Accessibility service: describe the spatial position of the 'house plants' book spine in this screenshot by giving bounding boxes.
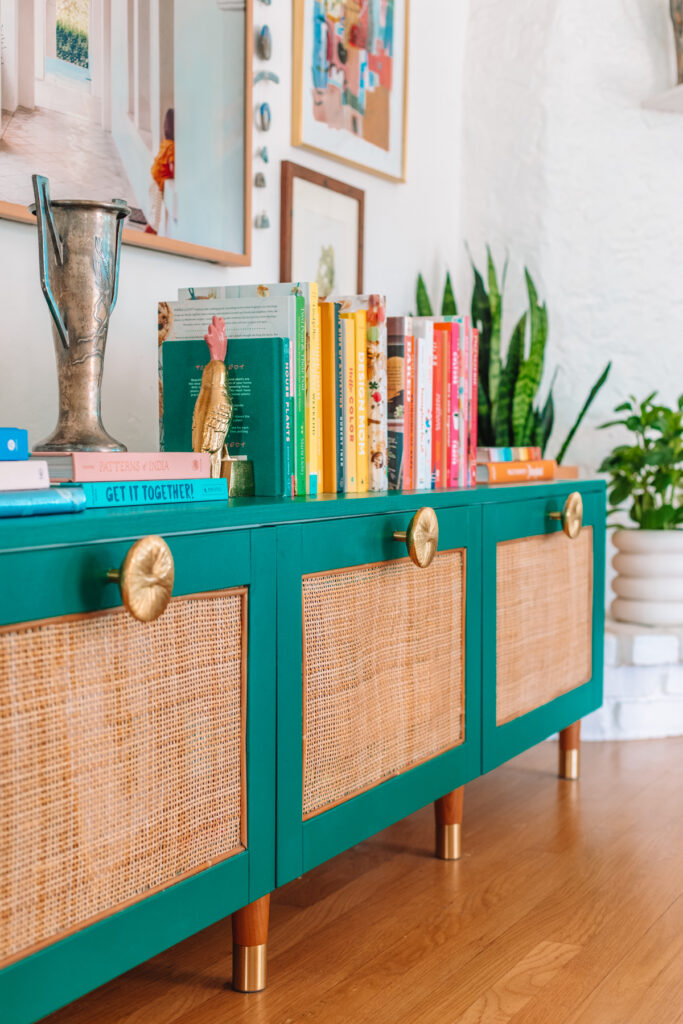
[160,337,292,496]
[413,322,433,491]
[341,317,357,493]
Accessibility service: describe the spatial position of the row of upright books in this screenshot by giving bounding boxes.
[158,284,481,497]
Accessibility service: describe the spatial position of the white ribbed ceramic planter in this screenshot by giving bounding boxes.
[611,529,683,626]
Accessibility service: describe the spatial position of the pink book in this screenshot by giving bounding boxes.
[448,323,460,488]
[469,327,479,487]
[458,316,470,488]
[36,451,211,483]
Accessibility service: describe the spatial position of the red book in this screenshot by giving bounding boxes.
[432,329,447,488]
[35,451,211,483]
[446,323,460,488]
[404,333,415,490]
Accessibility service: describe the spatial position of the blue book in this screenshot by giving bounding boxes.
[80,478,228,508]
[0,428,29,461]
[0,487,86,518]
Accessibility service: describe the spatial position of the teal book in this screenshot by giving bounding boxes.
[161,337,293,497]
[0,427,28,461]
[159,294,306,496]
[79,478,228,508]
[0,486,86,518]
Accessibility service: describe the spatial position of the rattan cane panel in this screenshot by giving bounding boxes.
[496,529,593,725]
[0,589,246,968]
[302,551,465,819]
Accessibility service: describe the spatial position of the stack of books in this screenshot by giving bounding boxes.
[159,285,482,496]
[0,428,86,518]
[476,446,557,483]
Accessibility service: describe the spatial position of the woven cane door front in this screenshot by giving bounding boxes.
[0,589,246,970]
[302,551,466,819]
[482,487,606,773]
[276,504,482,885]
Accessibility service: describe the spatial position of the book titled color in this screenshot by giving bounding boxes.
[476,459,556,483]
[0,427,29,461]
[80,478,228,508]
[35,451,210,483]
[0,486,86,518]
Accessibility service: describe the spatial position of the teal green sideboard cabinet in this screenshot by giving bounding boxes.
[0,481,605,1023]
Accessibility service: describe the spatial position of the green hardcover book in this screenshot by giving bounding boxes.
[161,293,306,496]
[161,336,293,497]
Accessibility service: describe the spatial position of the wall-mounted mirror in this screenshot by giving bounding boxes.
[0,0,252,264]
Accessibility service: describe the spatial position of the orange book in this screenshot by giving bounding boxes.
[476,459,557,484]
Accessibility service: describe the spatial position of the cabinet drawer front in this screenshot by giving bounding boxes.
[302,549,465,818]
[496,527,593,723]
[0,588,246,969]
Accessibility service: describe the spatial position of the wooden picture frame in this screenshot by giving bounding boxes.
[0,1,253,266]
[280,161,364,296]
[291,0,410,183]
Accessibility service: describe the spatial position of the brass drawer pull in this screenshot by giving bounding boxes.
[393,507,439,568]
[549,492,583,539]
[107,535,175,622]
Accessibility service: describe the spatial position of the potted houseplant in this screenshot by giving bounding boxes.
[599,392,683,625]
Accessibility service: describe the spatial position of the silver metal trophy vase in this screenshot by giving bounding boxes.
[30,174,130,452]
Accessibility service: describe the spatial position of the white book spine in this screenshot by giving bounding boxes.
[0,460,49,490]
[414,325,433,490]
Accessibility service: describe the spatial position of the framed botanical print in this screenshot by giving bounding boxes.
[280,161,364,298]
[0,0,253,265]
[292,0,409,182]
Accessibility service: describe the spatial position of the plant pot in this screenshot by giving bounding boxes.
[611,529,683,626]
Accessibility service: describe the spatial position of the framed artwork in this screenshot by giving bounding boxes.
[0,0,253,265]
[292,0,410,182]
[280,160,364,298]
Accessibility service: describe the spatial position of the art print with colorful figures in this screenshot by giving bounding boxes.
[293,0,409,181]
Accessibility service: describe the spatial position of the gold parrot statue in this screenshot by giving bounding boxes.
[192,315,232,478]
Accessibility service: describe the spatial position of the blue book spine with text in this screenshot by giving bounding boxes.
[80,478,228,508]
[0,487,86,518]
[0,428,29,461]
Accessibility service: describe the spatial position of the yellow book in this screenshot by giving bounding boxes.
[341,314,357,493]
[320,301,338,494]
[305,282,321,496]
[354,309,368,492]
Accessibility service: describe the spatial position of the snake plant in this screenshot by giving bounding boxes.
[416,254,610,460]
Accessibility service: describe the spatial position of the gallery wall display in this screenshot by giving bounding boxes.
[292,0,410,182]
[0,0,253,265]
[280,160,364,297]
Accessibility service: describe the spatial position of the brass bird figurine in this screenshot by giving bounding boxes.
[192,316,233,478]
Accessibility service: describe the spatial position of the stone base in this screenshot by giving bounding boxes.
[581,618,683,740]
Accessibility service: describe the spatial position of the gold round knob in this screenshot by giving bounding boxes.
[549,492,583,539]
[107,535,174,622]
[393,507,439,568]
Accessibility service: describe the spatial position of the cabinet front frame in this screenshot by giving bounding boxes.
[481,486,606,774]
[276,504,481,887]
[0,526,276,1024]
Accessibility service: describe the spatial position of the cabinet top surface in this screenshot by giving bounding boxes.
[0,480,605,555]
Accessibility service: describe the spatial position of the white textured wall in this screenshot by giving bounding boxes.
[463,0,683,473]
[0,2,468,451]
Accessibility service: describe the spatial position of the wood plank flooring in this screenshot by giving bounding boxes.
[46,739,683,1024]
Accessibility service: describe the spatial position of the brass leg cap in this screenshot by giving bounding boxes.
[232,942,267,992]
[436,822,462,860]
[559,748,580,781]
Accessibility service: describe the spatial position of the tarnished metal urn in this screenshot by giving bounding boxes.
[29,174,130,452]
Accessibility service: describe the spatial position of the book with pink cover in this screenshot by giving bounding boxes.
[35,451,210,483]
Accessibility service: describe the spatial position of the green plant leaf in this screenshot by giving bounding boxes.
[537,384,555,454]
[441,272,457,316]
[416,274,433,317]
[555,361,611,465]
[487,247,503,418]
[511,269,548,445]
[478,377,493,446]
[469,251,492,411]
[494,312,526,445]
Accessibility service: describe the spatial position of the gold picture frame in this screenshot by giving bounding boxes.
[292,0,410,183]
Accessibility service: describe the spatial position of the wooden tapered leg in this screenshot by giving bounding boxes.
[232,894,270,992]
[434,786,464,860]
[559,720,581,780]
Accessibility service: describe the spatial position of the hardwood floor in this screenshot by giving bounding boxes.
[46,739,683,1024]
